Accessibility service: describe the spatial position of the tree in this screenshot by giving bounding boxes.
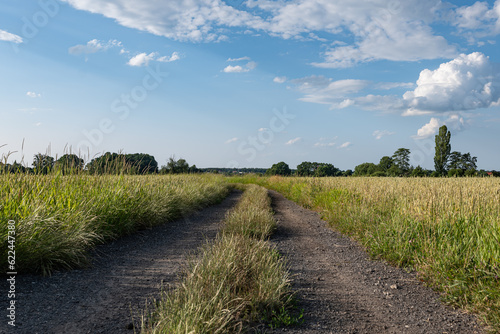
[392,148,411,176]
[56,154,84,174]
[266,162,291,176]
[378,156,393,172]
[434,125,451,175]
[33,153,54,174]
[447,151,477,176]
[87,152,158,174]
[343,169,353,176]
[161,156,191,174]
[448,151,462,170]
[296,161,314,176]
[411,165,427,177]
[314,163,338,177]
[461,153,477,172]
[353,162,378,176]
[297,161,339,177]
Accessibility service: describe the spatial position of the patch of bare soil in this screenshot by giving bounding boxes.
[4,191,241,334]
[266,190,483,334]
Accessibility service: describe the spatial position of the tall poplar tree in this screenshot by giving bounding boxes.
[434,125,451,175]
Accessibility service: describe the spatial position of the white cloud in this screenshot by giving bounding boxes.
[403,52,500,115]
[69,39,122,55]
[26,92,41,98]
[414,117,442,139]
[61,0,264,42]
[285,137,301,145]
[157,52,181,62]
[291,75,370,107]
[267,0,457,66]
[128,52,156,67]
[313,142,335,147]
[273,76,287,84]
[0,29,23,44]
[413,114,468,139]
[222,58,257,73]
[338,142,351,149]
[451,1,500,42]
[62,0,458,65]
[246,61,257,70]
[373,130,395,140]
[128,51,180,67]
[225,137,238,144]
[223,65,246,73]
[293,53,500,116]
[227,56,250,61]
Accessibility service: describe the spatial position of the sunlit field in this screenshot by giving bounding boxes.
[232,175,500,331]
[0,173,230,275]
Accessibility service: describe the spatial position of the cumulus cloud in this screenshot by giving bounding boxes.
[373,130,395,140]
[292,53,500,117]
[285,137,301,145]
[402,52,500,115]
[223,65,246,73]
[128,51,180,66]
[414,117,442,139]
[128,52,156,67]
[26,92,41,98]
[413,114,468,139]
[273,76,287,84]
[0,29,23,44]
[225,137,238,144]
[69,39,122,55]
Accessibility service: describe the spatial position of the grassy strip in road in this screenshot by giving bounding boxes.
[0,174,230,275]
[141,185,292,333]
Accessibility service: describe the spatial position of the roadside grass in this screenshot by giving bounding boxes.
[141,185,293,333]
[230,175,500,332]
[0,173,230,275]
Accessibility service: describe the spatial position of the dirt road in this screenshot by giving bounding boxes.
[8,191,241,334]
[267,190,483,334]
[3,189,485,334]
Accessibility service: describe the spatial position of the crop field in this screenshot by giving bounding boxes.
[232,175,500,330]
[0,173,230,275]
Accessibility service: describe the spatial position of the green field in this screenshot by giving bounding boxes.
[0,173,230,275]
[231,175,500,331]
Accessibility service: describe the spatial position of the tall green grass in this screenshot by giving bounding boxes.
[0,173,230,275]
[230,175,500,332]
[141,185,292,333]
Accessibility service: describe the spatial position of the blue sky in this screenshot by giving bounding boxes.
[1,0,500,170]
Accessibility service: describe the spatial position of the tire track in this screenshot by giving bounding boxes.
[267,190,483,334]
[10,191,241,334]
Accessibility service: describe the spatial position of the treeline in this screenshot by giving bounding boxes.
[200,168,269,175]
[265,126,499,177]
[0,153,200,175]
[265,161,352,177]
